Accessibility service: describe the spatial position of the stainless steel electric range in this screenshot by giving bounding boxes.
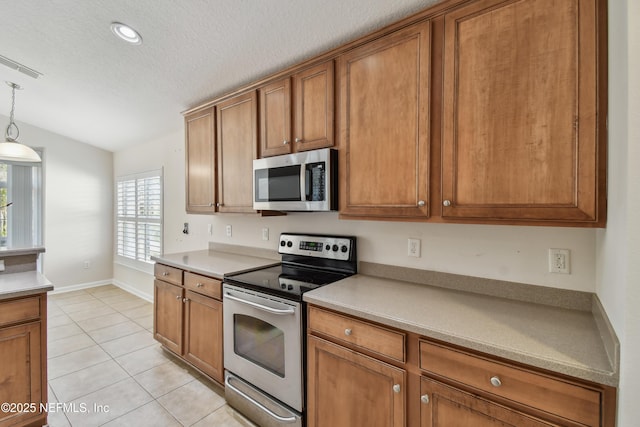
[222,233,357,427]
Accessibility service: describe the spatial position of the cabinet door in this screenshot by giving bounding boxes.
[0,322,44,426]
[259,78,292,157]
[153,279,183,355]
[339,21,431,218]
[183,290,223,383]
[216,91,258,213]
[293,61,335,152]
[441,0,601,223]
[307,335,405,427]
[420,377,557,427]
[185,107,216,213]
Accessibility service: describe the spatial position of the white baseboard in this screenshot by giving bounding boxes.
[112,279,153,303]
[48,280,113,294]
[48,278,153,303]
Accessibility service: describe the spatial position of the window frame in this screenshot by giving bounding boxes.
[115,168,163,273]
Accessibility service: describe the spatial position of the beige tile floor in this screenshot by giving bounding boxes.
[46,285,255,427]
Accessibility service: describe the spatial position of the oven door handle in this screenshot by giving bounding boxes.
[225,375,298,423]
[224,292,296,315]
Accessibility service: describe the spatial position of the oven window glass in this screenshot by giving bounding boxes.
[233,314,285,377]
[254,165,301,202]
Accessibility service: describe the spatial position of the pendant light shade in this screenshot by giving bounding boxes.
[1,82,41,163]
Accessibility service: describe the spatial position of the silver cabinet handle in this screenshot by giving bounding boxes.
[344,328,352,336]
[175,295,181,300]
[295,138,302,143]
[490,376,502,387]
[418,200,426,207]
[225,375,297,424]
[443,200,451,207]
[162,272,169,276]
[282,140,289,145]
[196,283,203,288]
[393,384,401,393]
[224,292,295,315]
[421,394,429,404]
[183,298,188,303]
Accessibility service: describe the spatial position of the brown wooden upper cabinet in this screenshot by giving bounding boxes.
[185,106,216,214]
[440,0,604,224]
[338,21,431,219]
[259,60,335,157]
[216,91,258,213]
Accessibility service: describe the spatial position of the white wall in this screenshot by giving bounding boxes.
[0,114,114,289]
[114,131,598,299]
[596,0,640,425]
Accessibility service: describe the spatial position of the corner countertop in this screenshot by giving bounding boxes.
[0,271,53,300]
[0,246,46,257]
[304,274,617,387]
[151,249,280,279]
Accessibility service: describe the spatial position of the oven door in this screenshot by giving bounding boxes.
[223,284,303,412]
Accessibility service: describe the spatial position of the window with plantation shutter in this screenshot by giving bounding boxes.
[116,170,162,265]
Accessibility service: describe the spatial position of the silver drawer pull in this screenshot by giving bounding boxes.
[421,394,429,404]
[490,376,502,387]
[393,384,401,393]
[162,272,169,276]
[196,283,203,288]
[344,328,352,336]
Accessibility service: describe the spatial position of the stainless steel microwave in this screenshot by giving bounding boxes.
[252,148,337,211]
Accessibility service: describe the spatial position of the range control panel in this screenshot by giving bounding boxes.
[279,233,353,261]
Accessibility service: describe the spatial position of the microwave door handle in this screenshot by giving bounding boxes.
[224,292,295,315]
[301,164,308,201]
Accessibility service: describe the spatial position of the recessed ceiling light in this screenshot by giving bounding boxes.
[110,22,142,45]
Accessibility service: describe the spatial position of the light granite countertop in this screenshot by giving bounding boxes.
[151,249,280,279]
[304,274,618,387]
[0,271,53,300]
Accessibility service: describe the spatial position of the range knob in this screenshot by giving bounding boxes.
[341,245,348,253]
[287,241,293,248]
[281,283,287,289]
[332,244,339,252]
[287,284,294,291]
[325,244,331,251]
[280,240,286,247]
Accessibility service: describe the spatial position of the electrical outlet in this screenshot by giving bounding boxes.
[408,238,421,258]
[548,248,570,274]
[225,225,232,237]
[262,227,269,241]
[83,260,91,269]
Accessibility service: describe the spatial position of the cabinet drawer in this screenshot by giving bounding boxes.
[154,264,183,286]
[184,272,221,300]
[419,340,601,426]
[0,296,41,327]
[308,306,405,362]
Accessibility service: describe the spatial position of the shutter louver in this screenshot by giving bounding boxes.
[116,171,162,264]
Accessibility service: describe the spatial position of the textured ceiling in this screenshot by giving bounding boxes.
[0,0,437,152]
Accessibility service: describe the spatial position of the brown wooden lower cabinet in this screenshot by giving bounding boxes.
[420,377,557,427]
[307,305,616,427]
[153,265,224,384]
[153,279,183,354]
[307,335,406,427]
[0,294,47,427]
[183,290,223,382]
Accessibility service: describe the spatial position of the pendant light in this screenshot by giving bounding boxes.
[0,82,41,163]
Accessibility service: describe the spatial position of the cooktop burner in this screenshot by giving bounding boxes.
[224,233,357,301]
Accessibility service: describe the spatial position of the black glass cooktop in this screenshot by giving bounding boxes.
[224,264,351,301]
